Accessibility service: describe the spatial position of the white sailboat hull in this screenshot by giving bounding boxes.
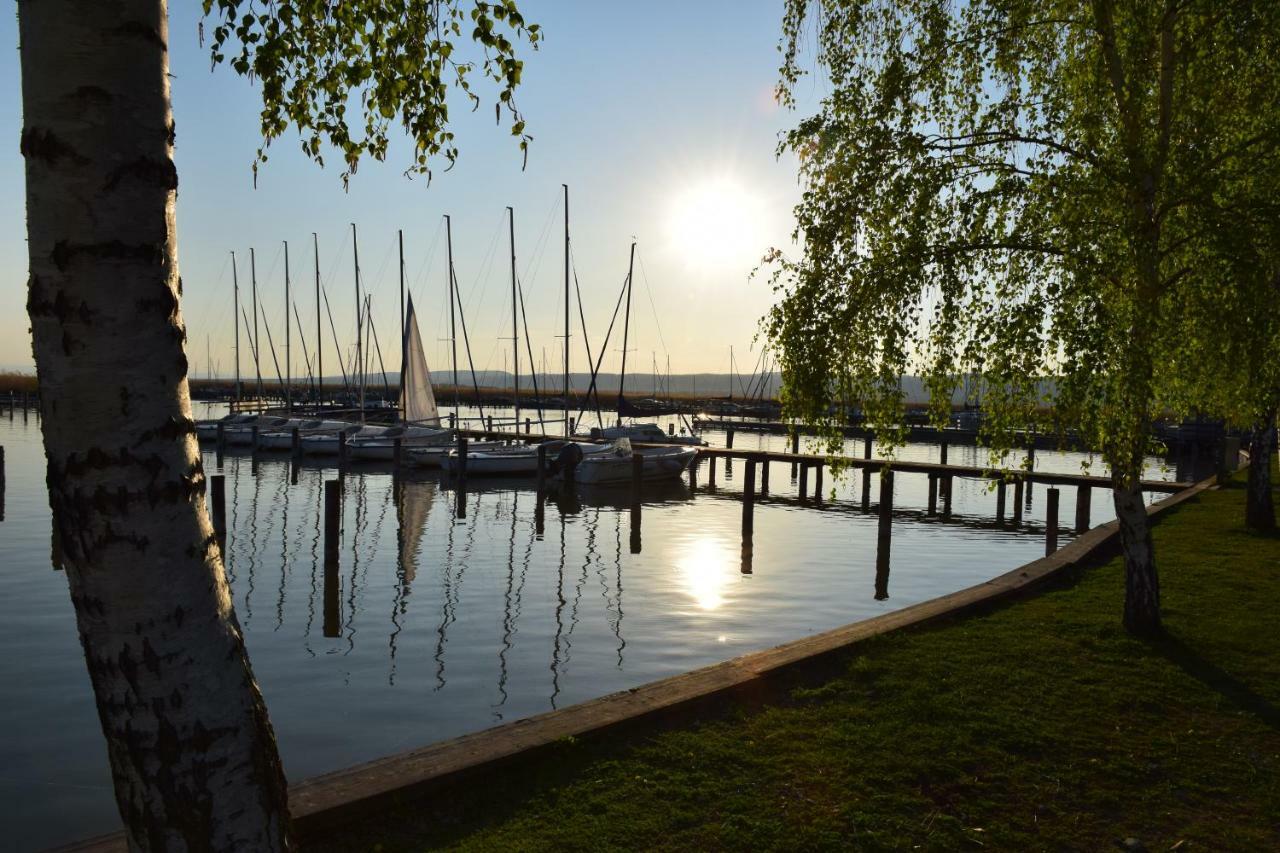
[566,446,698,485]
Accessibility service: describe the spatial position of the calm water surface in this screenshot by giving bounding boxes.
[0,404,1191,850]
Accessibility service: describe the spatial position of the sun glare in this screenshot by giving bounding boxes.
[666,176,768,273]
[678,537,732,611]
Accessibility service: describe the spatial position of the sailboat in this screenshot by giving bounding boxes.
[581,241,704,446]
[347,294,452,460]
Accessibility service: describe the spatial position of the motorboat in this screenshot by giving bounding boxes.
[555,438,697,485]
[300,423,385,455]
[195,412,258,442]
[441,440,614,477]
[255,419,355,450]
[583,422,706,446]
[347,424,453,460]
[406,440,506,468]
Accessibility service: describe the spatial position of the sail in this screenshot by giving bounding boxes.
[402,294,440,425]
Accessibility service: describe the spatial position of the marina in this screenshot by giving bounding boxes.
[0,401,1203,850]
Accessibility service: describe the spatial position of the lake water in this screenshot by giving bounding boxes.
[0,403,1196,850]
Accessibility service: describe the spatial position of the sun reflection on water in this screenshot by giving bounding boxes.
[678,538,732,611]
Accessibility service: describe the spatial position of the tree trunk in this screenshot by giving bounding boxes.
[1113,478,1162,636]
[18,2,293,849]
[1246,416,1276,532]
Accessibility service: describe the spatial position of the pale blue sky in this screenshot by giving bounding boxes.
[1,2,822,378]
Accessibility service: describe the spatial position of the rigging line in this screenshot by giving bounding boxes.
[366,297,393,404]
[292,301,316,398]
[450,264,487,421]
[321,283,352,398]
[411,217,446,294]
[516,276,545,425]
[520,193,561,296]
[256,298,288,393]
[571,259,604,425]
[634,249,671,358]
[193,252,232,342]
[460,209,505,322]
[575,271,630,426]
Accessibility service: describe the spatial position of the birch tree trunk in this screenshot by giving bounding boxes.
[1114,477,1161,636]
[18,1,292,848]
[1246,415,1276,532]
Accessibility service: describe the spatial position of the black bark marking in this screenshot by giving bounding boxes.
[134,416,196,445]
[135,283,179,318]
[51,240,164,272]
[166,118,177,146]
[114,20,167,51]
[73,86,112,106]
[120,387,131,417]
[104,156,178,192]
[19,127,89,166]
[187,533,221,561]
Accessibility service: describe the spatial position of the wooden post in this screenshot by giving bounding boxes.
[337,431,349,482]
[536,443,547,493]
[487,415,493,432]
[875,470,894,599]
[814,462,824,503]
[688,453,698,491]
[216,421,226,451]
[668,422,675,435]
[455,435,468,482]
[1013,479,1024,526]
[1075,485,1091,533]
[861,468,872,512]
[996,479,1007,524]
[863,435,873,459]
[569,416,576,435]
[630,453,643,554]
[708,455,717,488]
[211,474,226,542]
[743,457,756,536]
[525,417,531,434]
[760,455,770,495]
[726,427,735,449]
[291,427,301,460]
[323,479,341,638]
[798,462,809,503]
[791,432,799,477]
[939,441,949,497]
[1,446,7,522]
[251,424,259,450]
[927,473,938,516]
[393,438,403,470]
[1045,487,1060,555]
[942,474,953,519]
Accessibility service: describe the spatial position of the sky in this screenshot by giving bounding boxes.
[0,2,826,381]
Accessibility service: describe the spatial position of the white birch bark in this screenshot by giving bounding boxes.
[17,1,293,848]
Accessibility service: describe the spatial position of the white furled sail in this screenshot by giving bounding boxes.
[401,295,440,425]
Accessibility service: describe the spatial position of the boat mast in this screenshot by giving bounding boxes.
[508,206,519,429]
[563,185,570,433]
[352,223,364,421]
[617,241,636,426]
[313,233,322,406]
[284,240,291,411]
[446,214,459,422]
[232,250,241,402]
[398,228,406,423]
[251,247,263,405]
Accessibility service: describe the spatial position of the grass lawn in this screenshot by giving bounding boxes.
[319,472,1280,852]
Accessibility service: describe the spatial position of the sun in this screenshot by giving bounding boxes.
[666,175,768,273]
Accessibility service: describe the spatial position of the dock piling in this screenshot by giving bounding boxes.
[942,474,953,519]
[1,446,6,522]
[798,462,809,503]
[875,470,894,599]
[708,456,717,488]
[743,457,756,536]
[1075,485,1091,533]
[211,474,226,538]
[996,480,1007,524]
[814,462,823,503]
[927,473,938,516]
[1046,488,1060,555]
[291,427,301,460]
[760,455,769,495]
[791,433,799,476]
[630,453,643,554]
[393,438,403,471]
[1013,479,1024,526]
[525,417,531,434]
[861,468,872,512]
[863,435,872,460]
[536,443,547,494]
[939,441,949,497]
[323,479,341,637]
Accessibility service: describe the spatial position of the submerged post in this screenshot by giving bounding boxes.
[689,453,698,491]
[743,457,756,536]
[927,473,938,516]
[875,469,894,599]
[0,445,5,522]
[863,435,873,459]
[708,454,717,488]
[939,441,949,498]
[525,417,531,434]
[337,431,349,483]
[760,454,770,495]
[942,473,953,519]
[1045,487,1060,555]
[726,428,735,449]
[791,432,799,477]
[1075,485,1091,533]
[861,467,872,512]
[393,438,403,471]
[630,453,643,554]
[798,462,809,503]
[323,479,341,637]
[996,480,1007,524]
[291,427,301,460]
[1013,479,1024,526]
[456,435,468,483]
[814,462,824,503]
[211,474,226,540]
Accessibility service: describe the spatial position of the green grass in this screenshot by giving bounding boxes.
[319,473,1280,852]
